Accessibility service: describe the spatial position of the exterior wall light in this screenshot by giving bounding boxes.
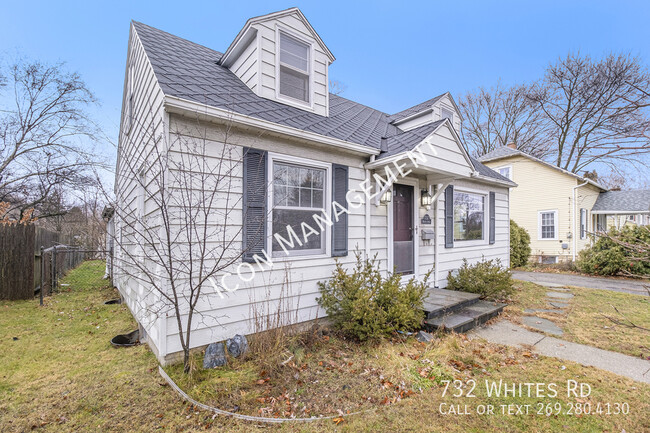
[380,189,392,204]
[421,189,432,207]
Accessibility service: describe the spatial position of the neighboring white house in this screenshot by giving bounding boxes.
[112,7,515,364]
[591,189,650,230]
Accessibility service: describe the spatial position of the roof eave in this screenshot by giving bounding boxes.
[591,210,650,215]
[164,95,379,156]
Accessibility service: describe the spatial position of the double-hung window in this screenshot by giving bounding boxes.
[279,32,310,103]
[453,192,485,241]
[539,210,557,240]
[271,159,327,256]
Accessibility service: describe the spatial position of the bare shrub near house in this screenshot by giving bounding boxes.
[109,113,264,373]
[248,264,303,372]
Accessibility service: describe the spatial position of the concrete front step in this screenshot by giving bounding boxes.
[423,288,481,319]
[424,300,506,334]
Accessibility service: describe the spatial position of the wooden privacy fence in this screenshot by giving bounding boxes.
[1,224,109,301]
[0,224,35,300]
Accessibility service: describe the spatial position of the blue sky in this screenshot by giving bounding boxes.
[2,0,650,181]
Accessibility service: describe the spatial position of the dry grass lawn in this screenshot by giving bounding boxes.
[505,281,650,358]
[1,261,648,432]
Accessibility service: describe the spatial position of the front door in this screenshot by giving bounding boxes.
[393,184,414,275]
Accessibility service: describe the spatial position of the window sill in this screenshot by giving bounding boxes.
[270,252,331,262]
[453,239,488,248]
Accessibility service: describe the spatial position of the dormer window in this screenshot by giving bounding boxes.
[279,32,310,103]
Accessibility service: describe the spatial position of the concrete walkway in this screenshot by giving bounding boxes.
[512,271,649,296]
[470,320,650,384]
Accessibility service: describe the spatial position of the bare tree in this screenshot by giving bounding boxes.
[108,110,268,373]
[0,59,102,219]
[459,82,551,157]
[527,53,650,173]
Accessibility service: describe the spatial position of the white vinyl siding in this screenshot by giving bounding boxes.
[440,107,454,122]
[539,210,558,240]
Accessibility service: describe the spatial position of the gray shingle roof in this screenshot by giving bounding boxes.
[388,94,446,123]
[477,146,521,162]
[470,157,512,183]
[132,21,508,184]
[592,190,650,213]
[133,21,399,149]
[380,120,446,158]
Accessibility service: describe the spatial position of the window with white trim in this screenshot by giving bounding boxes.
[580,208,587,239]
[271,160,327,256]
[279,32,310,103]
[539,210,557,239]
[497,166,512,180]
[453,192,485,241]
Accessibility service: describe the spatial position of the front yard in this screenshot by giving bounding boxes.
[1,261,648,432]
[506,281,650,358]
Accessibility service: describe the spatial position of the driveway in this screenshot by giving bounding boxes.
[512,271,649,296]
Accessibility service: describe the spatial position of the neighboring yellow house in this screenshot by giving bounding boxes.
[479,144,607,263]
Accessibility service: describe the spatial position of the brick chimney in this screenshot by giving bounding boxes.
[507,142,517,149]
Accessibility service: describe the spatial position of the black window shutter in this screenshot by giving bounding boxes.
[331,164,348,257]
[242,147,267,262]
[489,191,496,245]
[444,185,454,248]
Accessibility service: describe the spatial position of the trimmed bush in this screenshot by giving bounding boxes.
[577,226,650,277]
[447,258,514,300]
[317,252,430,341]
[510,220,531,268]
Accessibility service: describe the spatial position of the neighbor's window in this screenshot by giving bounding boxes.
[279,32,310,103]
[453,192,485,241]
[580,208,587,239]
[272,161,326,256]
[539,211,557,239]
[497,166,511,180]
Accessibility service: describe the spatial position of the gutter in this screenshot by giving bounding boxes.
[572,181,589,262]
[163,95,380,157]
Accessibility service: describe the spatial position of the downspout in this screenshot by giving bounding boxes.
[433,193,439,288]
[365,168,372,260]
[572,181,589,262]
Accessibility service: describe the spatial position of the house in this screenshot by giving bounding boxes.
[479,144,649,263]
[112,7,515,364]
[591,189,650,230]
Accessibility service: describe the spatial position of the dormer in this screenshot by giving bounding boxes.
[219,8,335,117]
[391,92,462,133]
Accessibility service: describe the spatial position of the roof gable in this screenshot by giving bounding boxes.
[220,8,335,65]
[479,146,607,191]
